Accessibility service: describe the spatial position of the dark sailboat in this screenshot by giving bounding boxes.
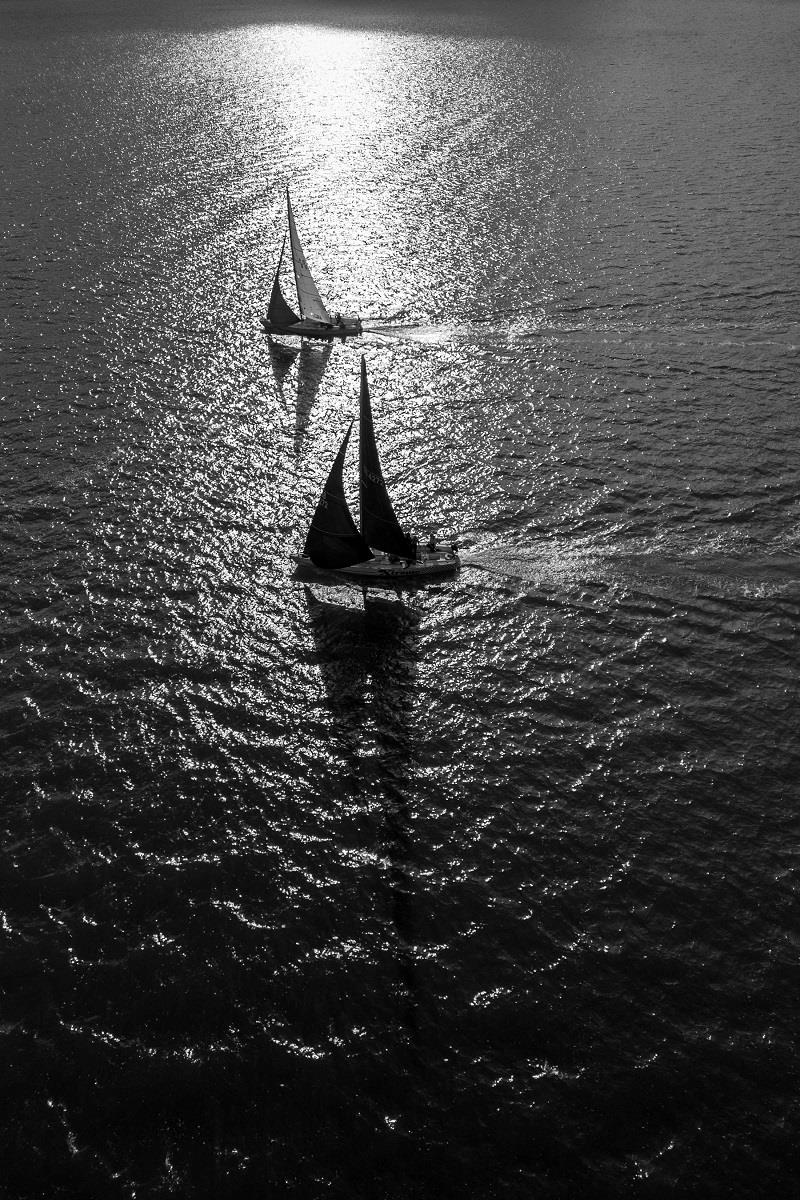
[261,190,362,341]
[300,358,460,582]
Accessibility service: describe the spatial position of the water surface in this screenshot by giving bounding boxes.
[2,1,799,1196]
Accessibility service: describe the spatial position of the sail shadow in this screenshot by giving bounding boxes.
[303,584,422,1034]
[265,335,334,450]
[265,334,300,396]
[303,584,419,768]
[294,341,333,454]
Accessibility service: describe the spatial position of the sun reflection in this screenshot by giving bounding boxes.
[241,21,413,322]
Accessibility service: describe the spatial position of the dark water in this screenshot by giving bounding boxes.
[2,0,799,1195]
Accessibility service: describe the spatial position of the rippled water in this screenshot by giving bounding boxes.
[2,0,799,1195]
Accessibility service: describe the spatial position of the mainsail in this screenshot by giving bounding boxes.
[358,357,417,559]
[287,190,332,325]
[267,235,300,327]
[304,422,372,569]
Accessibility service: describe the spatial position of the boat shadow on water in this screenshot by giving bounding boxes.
[303,583,422,1028]
[265,335,333,453]
[265,332,299,387]
[303,583,419,768]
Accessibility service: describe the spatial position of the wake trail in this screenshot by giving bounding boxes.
[461,543,800,600]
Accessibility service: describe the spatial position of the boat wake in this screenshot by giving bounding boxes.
[360,323,464,344]
[361,316,800,351]
[461,543,800,601]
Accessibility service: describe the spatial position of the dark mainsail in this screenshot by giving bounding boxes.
[267,236,300,327]
[304,422,372,569]
[358,357,417,558]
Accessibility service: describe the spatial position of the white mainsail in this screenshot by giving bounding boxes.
[286,191,331,325]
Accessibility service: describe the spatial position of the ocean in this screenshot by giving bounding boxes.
[1,0,799,1195]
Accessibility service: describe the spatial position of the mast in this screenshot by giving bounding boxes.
[358,357,417,559]
[286,188,332,325]
[304,422,372,569]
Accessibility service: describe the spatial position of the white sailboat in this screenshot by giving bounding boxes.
[261,189,362,341]
[299,357,460,581]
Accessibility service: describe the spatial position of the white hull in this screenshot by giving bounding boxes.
[261,316,362,341]
[298,548,460,583]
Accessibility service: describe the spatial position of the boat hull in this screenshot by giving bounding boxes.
[261,317,362,341]
[298,548,460,583]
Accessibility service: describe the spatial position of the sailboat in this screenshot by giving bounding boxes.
[299,357,461,581]
[261,189,363,341]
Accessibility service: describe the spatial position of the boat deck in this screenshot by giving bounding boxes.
[297,548,460,584]
[261,317,362,341]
